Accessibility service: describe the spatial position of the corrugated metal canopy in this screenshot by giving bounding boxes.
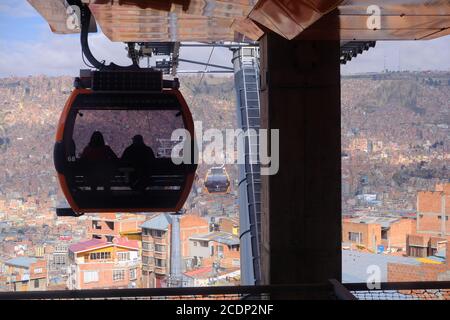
[247,0,450,40]
[28,0,450,41]
[5,257,38,268]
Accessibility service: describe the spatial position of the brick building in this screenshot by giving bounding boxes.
[182,266,240,287]
[141,214,172,288]
[140,213,209,288]
[47,241,72,283]
[87,212,146,242]
[218,217,240,236]
[349,137,369,153]
[388,242,450,282]
[188,231,240,269]
[406,234,447,258]
[416,183,450,237]
[406,183,450,257]
[4,257,47,292]
[179,215,210,257]
[67,238,141,290]
[342,215,415,253]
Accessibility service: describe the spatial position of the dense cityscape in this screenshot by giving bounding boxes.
[0,71,449,291]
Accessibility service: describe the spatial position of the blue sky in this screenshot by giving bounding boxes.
[0,0,449,77]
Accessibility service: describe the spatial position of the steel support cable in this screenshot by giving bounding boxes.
[188,46,215,108]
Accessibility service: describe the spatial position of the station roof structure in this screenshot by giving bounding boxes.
[28,0,449,42]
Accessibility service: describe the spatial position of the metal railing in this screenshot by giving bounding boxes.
[1,280,449,300]
[343,281,450,300]
[0,283,335,300]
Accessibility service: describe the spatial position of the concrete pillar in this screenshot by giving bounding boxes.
[259,31,342,290]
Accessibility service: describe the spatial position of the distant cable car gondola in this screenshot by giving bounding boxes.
[204,166,231,194]
[54,69,197,214]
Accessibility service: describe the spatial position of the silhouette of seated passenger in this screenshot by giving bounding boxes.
[81,131,118,161]
[121,135,155,191]
[80,131,118,191]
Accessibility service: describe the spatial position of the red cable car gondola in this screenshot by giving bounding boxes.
[54,70,197,214]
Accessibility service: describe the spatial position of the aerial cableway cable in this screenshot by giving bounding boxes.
[189,45,215,109]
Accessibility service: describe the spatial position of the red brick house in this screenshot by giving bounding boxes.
[67,238,141,290]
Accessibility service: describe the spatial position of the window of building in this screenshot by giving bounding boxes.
[113,269,125,281]
[381,229,388,240]
[34,268,43,274]
[118,252,130,261]
[155,244,166,252]
[151,229,165,238]
[408,246,426,258]
[84,271,99,283]
[193,241,197,247]
[142,242,154,251]
[92,220,101,230]
[34,279,39,288]
[218,245,224,258]
[428,247,438,257]
[90,252,111,260]
[155,258,166,267]
[106,221,115,230]
[54,255,66,265]
[55,245,67,252]
[348,232,362,243]
[192,256,202,267]
[129,268,137,280]
[142,256,154,266]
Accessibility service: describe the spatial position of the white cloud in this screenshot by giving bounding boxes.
[0,0,448,77]
[0,0,36,18]
[0,8,447,78]
[0,31,235,77]
[0,32,133,77]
